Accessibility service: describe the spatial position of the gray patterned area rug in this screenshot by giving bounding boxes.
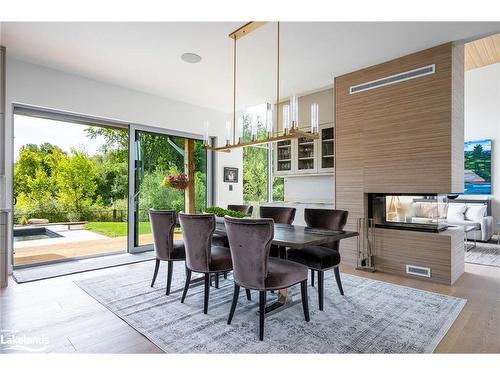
[465,243,500,267]
[75,261,466,353]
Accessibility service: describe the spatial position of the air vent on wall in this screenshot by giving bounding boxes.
[406,264,431,278]
[349,64,436,95]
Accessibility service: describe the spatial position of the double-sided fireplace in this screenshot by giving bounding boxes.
[368,193,449,233]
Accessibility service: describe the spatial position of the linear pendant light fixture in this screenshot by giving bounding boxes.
[203,22,319,153]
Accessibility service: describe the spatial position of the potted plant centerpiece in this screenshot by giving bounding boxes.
[204,206,250,223]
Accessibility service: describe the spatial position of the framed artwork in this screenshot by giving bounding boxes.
[223,167,238,183]
[464,139,492,194]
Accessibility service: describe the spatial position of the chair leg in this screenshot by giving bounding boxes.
[300,280,310,322]
[204,273,210,314]
[310,269,315,287]
[165,260,173,295]
[181,268,192,303]
[318,270,324,311]
[227,284,240,324]
[223,272,228,279]
[333,267,344,296]
[245,288,251,301]
[259,291,266,341]
[151,259,160,287]
[215,272,219,289]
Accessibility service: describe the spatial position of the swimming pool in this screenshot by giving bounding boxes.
[13,227,62,242]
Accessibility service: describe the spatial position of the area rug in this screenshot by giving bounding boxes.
[13,251,155,283]
[465,242,500,267]
[75,261,466,353]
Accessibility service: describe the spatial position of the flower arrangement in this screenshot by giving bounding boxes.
[162,173,189,191]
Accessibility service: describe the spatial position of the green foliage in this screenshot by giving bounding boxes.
[93,153,128,206]
[56,150,99,220]
[84,221,151,237]
[137,168,185,221]
[204,206,249,218]
[241,111,284,204]
[14,125,208,224]
[272,176,284,201]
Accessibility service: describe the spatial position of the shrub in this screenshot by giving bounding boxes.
[204,206,250,218]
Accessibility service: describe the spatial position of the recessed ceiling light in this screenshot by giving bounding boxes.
[181,53,202,63]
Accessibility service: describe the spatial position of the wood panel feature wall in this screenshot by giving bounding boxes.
[335,43,465,284]
[374,228,463,285]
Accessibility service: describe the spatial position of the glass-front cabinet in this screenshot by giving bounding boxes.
[274,140,294,175]
[273,124,334,176]
[319,124,335,173]
[296,133,317,173]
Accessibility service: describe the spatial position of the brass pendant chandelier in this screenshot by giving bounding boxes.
[203,21,320,153]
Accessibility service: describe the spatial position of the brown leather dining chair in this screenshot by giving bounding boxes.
[260,206,297,258]
[178,213,234,314]
[286,208,348,311]
[149,209,185,295]
[224,217,310,341]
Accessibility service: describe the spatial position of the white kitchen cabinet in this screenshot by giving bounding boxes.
[274,123,334,177]
[318,123,335,173]
[274,140,295,175]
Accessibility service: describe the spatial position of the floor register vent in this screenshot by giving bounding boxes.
[406,264,431,278]
[349,64,436,94]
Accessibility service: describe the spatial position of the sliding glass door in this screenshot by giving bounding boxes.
[11,109,208,265]
[12,111,129,266]
[128,126,207,253]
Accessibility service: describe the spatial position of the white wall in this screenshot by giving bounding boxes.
[2,58,243,271]
[464,62,500,223]
[284,175,334,204]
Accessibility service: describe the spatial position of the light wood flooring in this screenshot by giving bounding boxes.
[1,261,499,353]
[13,233,183,266]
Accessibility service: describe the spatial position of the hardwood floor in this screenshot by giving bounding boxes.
[13,233,183,266]
[1,261,498,353]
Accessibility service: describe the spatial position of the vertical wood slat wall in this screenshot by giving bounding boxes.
[335,43,465,283]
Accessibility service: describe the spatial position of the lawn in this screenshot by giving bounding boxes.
[85,222,152,237]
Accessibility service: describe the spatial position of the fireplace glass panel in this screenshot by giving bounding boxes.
[369,193,448,232]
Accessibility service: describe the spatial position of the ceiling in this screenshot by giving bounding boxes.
[465,33,500,70]
[2,22,500,112]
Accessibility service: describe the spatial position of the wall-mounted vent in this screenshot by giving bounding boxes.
[349,64,436,95]
[406,264,431,278]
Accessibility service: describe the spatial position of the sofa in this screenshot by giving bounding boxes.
[411,200,493,242]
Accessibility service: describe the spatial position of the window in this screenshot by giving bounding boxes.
[242,104,285,206]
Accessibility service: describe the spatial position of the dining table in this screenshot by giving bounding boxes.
[214,220,359,315]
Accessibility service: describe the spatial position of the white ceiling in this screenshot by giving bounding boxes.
[2,22,500,112]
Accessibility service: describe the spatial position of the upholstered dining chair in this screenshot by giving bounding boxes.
[178,213,234,314]
[227,204,254,215]
[212,204,254,248]
[259,206,297,258]
[286,208,348,311]
[224,217,310,341]
[149,209,185,295]
[212,204,255,282]
[259,206,296,224]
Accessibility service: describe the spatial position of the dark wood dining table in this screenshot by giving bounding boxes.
[214,221,359,314]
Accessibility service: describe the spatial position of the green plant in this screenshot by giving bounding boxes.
[204,206,250,218]
[19,216,29,226]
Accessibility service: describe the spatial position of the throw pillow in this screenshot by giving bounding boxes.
[447,203,466,222]
[465,204,487,222]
